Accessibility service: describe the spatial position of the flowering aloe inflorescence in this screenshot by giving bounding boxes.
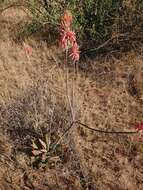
[59,10,80,62]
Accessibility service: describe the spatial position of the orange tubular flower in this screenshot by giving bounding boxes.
[59,31,76,49]
[25,47,32,55]
[59,10,80,62]
[70,42,80,62]
[61,10,73,30]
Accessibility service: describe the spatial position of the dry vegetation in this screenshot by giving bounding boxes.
[0,4,143,190]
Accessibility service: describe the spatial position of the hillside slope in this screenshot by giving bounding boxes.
[0,7,143,190]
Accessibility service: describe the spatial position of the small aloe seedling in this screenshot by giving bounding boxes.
[32,138,47,155]
[31,134,63,168]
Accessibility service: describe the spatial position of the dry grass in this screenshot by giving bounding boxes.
[0,6,143,190]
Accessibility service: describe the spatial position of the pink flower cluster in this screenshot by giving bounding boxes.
[59,10,80,62]
[133,123,143,142]
[134,123,143,131]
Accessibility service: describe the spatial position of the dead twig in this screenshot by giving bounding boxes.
[0,3,25,14]
[82,33,129,54]
[76,121,138,134]
[52,120,138,151]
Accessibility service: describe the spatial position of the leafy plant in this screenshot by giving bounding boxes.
[2,0,143,50]
[23,0,143,48]
[31,133,64,168]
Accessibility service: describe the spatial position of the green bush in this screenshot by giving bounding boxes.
[2,0,143,50]
[27,0,143,48]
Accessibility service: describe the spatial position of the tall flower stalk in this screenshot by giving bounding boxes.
[59,10,79,121]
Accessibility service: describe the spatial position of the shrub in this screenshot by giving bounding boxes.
[2,0,143,51]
